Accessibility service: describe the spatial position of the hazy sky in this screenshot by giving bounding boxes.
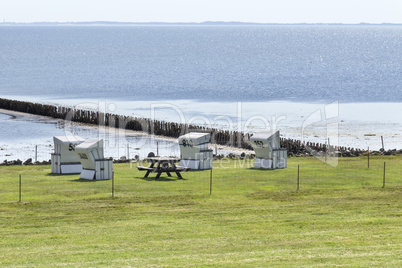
[1,0,401,24]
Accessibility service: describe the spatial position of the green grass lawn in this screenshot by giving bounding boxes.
[1,156,401,267]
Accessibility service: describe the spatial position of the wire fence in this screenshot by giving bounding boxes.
[1,156,401,204]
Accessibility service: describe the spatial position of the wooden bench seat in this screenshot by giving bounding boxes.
[175,166,190,172]
[137,166,155,171]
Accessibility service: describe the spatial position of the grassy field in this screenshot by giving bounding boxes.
[0,155,401,267]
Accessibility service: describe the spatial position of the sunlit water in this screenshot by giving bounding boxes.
[0,25,401,161]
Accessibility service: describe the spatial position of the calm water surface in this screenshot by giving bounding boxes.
[0,25,400,103]
[0,25,401,160]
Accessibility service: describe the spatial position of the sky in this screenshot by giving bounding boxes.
[1,0,401,24]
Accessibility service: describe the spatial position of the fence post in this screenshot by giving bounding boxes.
[210,169,213,195]
[112,171,115,198]
[19,174,22,202]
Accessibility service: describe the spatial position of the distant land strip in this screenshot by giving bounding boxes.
[1,21,401,26]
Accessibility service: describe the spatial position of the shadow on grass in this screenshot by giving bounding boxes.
[69,179,101,182]
[138,176,186,182]
[46,173,80,177]
[246,167,277,171]
[46,173,111,182]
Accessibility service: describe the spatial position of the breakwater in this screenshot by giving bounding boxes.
[0,98,365,156]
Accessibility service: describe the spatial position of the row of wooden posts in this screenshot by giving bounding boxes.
[0,98,362,155]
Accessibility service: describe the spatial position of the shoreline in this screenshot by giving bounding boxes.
[1,96,401,148]
[0,108,254,163]
[1,97,401,163]
[1,108,401,165]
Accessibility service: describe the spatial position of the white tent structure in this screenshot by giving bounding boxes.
[178,132,213,170]
[250,130,287,169]
[75,139,113,180]
[51,135,85,174]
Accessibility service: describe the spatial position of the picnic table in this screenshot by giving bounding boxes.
[137,157,189,179]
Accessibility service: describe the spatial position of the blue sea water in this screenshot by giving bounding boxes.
[0,25,401,161]
[0,25,401,103]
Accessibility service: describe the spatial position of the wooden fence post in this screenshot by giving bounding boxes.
[210,169,213,195]
[19,174,22,202]
[112,171,115,198]
[382,162,386,188]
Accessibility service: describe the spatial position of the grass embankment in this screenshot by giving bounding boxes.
[0,156,401,267]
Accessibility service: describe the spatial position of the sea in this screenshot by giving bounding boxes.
[0,24,401,161]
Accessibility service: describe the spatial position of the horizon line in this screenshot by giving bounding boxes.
[1,21,401,26]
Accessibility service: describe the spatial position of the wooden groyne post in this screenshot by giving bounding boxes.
[0,97,360,156]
